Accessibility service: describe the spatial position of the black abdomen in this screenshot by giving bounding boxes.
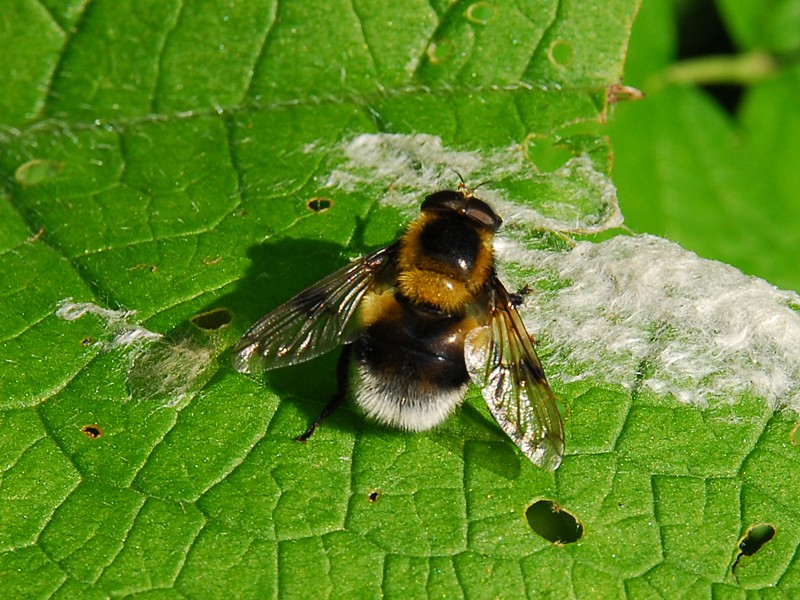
[351,296,472,430]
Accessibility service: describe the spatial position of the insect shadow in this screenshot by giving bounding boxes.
[431,402,523,480]
[231,236,361,429]
[127,236,355,416]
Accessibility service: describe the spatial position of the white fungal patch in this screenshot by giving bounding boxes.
[499,235,800,412]
[56,298,215,407]
[323,133,621,234]
[56,299,162,347]
[324,133,481,198]
[127,337,216,407]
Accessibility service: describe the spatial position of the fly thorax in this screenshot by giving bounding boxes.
[398,212,495,312]
[396,269,472,314]
[418,217,482,278]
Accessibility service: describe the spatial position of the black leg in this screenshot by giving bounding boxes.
[509,284,532,308]
[295,345,352,442]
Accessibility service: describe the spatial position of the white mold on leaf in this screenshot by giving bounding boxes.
[324,133,621,234]
[55,298,215,407]
[56,299,162,347]
[499,235,800,412]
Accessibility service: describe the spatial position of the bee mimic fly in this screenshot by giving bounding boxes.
[233,188,564,470]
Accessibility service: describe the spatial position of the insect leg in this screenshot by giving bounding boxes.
[509,284,532,308]
[294,344,352,442]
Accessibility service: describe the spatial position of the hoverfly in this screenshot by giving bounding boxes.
[233,188,564,469]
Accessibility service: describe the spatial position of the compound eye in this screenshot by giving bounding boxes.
[421,190,467,213]
[465,198,502,231]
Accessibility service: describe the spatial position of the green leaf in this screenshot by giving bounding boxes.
[716,0,800,53]
[3,1,800,598]
[608,0,800,292]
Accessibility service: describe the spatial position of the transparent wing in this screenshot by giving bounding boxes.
[232,244,396,374]
[464,276,564,470]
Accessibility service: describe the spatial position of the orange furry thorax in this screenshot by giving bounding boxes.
[395,210,495,314]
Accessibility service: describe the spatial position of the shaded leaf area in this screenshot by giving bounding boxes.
[3,0,798,598]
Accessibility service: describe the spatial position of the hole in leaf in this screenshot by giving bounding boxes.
[15,159,64,187]
[81,336,94,346]
[521,133,573,173]
[791,421,800,446]
[739,523,775,557]
[191,308,232,331]
[526,500,583,544]
[307,197,333,213]
[426,39,455,64]
[732,523,776,576]
[368,491,380,503]
[547,39,574,67]
[465,2,495,24]
[81,425,103,439]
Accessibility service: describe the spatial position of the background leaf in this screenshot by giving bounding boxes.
[2,0,800,598]
[609,0,800,292]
